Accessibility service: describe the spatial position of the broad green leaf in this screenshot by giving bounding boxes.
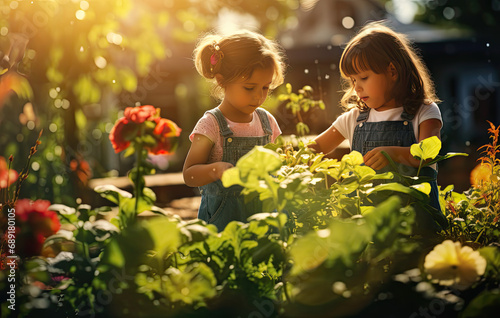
[49,204,76,215]
[342,151,364,165]
[43,230,75,249]
[367,182,428,201]
[410,136,441,160]
[94,184,132,204]
[181,223,216,242]
[289,234,329,275]
[354,165,376,181]
[142,187,156,202]
[222,146,282,187]
[162,263,217,303]
[121,197,152,215]
[146,217,180,257]
[221,167,243,188]
[411,182,431,195]
[425,152,469,166]
[100,239,125,268]
[479,246,500,278]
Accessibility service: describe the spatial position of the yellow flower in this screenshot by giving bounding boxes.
[424,240,487,290]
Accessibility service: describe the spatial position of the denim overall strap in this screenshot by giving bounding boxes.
[198,108,273,231]
[351,108,446,233]
[356,109,370,123]
[220,108,272,165]
[255,108,273,136]
[206,108,233,137]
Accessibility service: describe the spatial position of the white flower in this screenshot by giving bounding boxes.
[424,240,487,290]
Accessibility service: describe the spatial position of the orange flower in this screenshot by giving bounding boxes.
[470,162,491,187]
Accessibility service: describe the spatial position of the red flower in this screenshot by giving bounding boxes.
[14,199,61,257]
[149,138,172,155]
[153,117,181,138]
[124,105,157,123]
[109,105,181,155]
[149,118,182,155]
[109,117,132,153]
[0,156,18,188]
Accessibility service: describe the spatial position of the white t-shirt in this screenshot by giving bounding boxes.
[189,108,281,163]
[333,103,442,147]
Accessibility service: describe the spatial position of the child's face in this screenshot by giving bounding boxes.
[221,66,274,119]
[350,66,397,111]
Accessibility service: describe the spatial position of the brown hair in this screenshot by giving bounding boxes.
[339,21,440,113]
[193,29,286,100]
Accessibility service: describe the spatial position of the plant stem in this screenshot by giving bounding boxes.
[416,159,423,177]
[134,147,145,219]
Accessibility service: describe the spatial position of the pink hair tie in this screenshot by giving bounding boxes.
[210,42,224,74]
[210,53,219,66]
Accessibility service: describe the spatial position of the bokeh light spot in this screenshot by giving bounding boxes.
[80,1,89,10]
[94,56,107,69]
[31,162,40,171]
[342,16,355,29]
[76,10,86,20]
[55,175,64,185]
[27,121,35,130]
[49,123,58,132]
[49,88,58,99]
[443,7,455,20]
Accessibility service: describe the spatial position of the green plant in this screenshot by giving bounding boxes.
[441,121,500,247]
[223,143,427,233]
[8,118,500,318]
[278,84,325,136]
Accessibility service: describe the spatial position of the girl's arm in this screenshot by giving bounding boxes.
[309,126,346,156]
[363,118,442,170]
[182,134,234,187]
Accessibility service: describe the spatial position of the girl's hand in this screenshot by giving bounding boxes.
[364,146,421,169]
[212,161,234,180]
[363,147,392,170]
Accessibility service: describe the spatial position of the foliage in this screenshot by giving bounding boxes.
[412,0,499,35]
[440,121,500,247]
[2,123,500,317]
[0,0,299,206]
[278,83,325,136]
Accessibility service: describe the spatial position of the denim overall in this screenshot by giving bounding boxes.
[352,109,448,233]
[198,108,273,231]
